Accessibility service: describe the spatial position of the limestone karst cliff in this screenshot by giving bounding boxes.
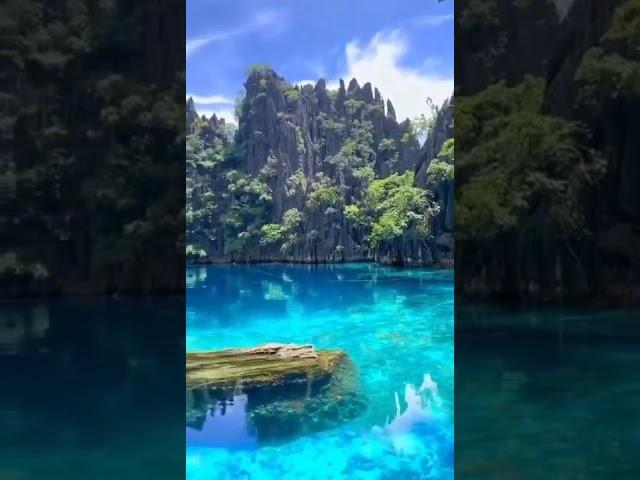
[416,97,454,252]
[187,67,454,265]
[455,0,640,303]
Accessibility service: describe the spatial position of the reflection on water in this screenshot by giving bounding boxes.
[456,302,640,479]
[0,305,50,355]
[1,298,184,480]
[373,374,443,456]
[187,264,453,479]
[187,395,258,450]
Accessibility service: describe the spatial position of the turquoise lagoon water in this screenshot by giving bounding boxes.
[1,298,184,479]
[186,263,454,479]
[456,303,640,478]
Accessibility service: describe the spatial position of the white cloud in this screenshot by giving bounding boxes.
[294,79,317,87]
[326,30,452,121]
[195,107,236,123]
[186,94,233,105]
[412,14,454,27]
[186,10,286,58]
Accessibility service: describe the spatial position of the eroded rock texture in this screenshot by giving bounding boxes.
[187,67,453,266]
[456,0,640,303]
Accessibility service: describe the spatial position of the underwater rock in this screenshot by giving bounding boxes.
[186,344,366,444]
[249,389,366,444]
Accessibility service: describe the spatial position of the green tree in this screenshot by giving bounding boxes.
[575,0,640,103]
[427,138,454,184]
[365,172,437,248]
[456,77,605,241]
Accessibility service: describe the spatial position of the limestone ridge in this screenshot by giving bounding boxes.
[186,96,197,129]
[417,97,454,240]
[235,68,417,185]
[187,66,453,265]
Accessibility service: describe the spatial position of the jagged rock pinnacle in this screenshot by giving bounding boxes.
[361,82,374,103]
[374,88,382,104]
[386,99,396,120]
[315,78,327,91]
[347,78,360,96]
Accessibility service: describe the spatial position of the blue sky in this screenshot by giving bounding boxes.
[187,0,453,122]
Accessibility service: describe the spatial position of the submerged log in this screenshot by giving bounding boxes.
[186,343,344,391]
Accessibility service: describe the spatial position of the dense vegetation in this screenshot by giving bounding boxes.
[455,0,640,302]
[186,68,453,266]
[457,77,605,242]
[1,0,185,295]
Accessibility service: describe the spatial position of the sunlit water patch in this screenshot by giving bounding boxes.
[186,263,453,479]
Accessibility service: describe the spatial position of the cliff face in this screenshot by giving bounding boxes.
[2,0,185,296]
[236,69,418,196]
[455,0,562,96]
[416,97,454,257]
[187,67,453,266]
[545,0,640,301]
[455,0,640,303]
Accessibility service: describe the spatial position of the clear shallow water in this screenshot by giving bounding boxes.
[456,303,640,479]
[1,298,184,480]
[186,263,454,479]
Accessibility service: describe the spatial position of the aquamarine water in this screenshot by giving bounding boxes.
[186,263,454,479]
[1,298,185,480]
[456,302,640,479]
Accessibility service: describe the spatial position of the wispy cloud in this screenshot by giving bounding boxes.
[412,13,454,27]
[421,57,443,70]
[322,30,452,121]
[186,94,233,105]
[186,10,287,58]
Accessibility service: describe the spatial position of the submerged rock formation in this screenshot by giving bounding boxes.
[186,343,343,390]
[187,66,454,266]
[186,344,366,443]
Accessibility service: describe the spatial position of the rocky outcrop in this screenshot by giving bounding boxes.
[456,0,562,96]
[543,0,640,302]
[186,97,197,131]
[545,0,625,116]
[456,0,640,303]
[417,97,454,229]
[236,68,417,183]
[416,97,454,261]
[186,344,345,390]
[386,99,397,121]
[186,344,366,443]
[189,67,450,266]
